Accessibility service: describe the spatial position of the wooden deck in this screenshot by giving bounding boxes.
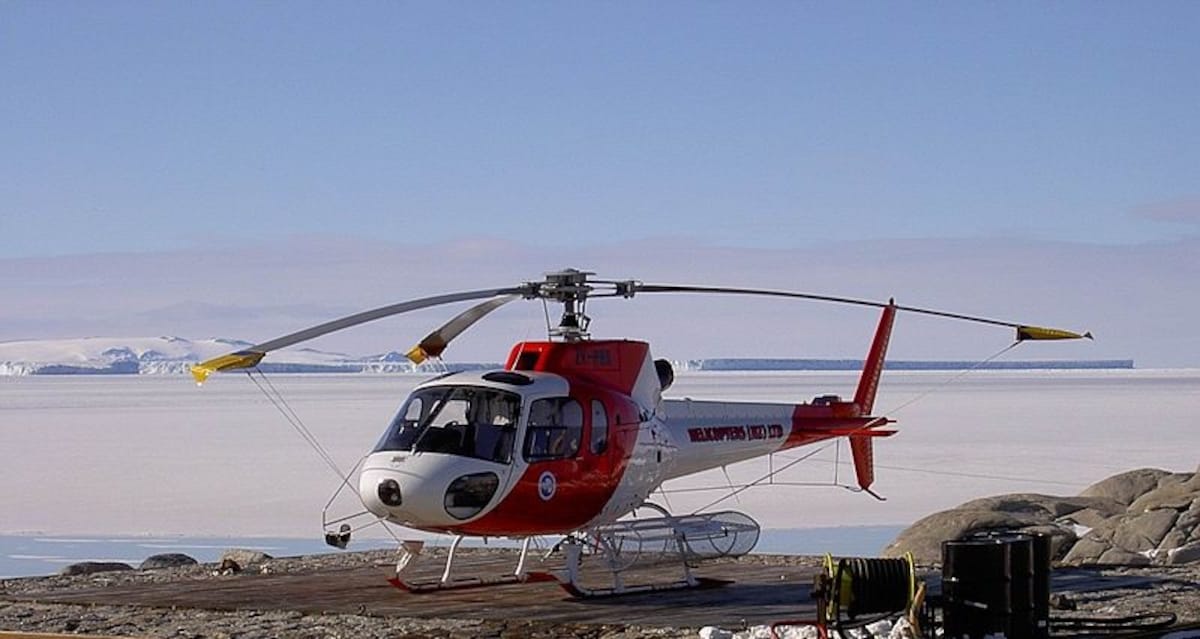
[8,550,827,630]
[5,548,1174,632]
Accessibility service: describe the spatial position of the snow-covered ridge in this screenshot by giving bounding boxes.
[0,337,490,376]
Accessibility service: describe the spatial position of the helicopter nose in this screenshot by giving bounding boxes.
[359,454,506,527]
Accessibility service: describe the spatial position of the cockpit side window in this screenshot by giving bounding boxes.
[523,397,583,461]
[373,386,520,464]
[590,400,608,455]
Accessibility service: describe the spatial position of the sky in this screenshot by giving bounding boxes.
[2,3,1198,366]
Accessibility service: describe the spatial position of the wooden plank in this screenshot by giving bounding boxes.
[8,551,826,629]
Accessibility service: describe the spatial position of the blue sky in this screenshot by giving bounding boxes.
[2,3,1198,365]
[3,2,1197,255]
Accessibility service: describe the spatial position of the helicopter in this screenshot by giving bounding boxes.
[191,269,1089,597]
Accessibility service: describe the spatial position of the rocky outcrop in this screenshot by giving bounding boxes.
[139,553,199,570]
[885,466,1200,566]
[58,561,134,576]
[220,549,273,566]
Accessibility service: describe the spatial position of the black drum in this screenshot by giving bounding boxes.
[943,532,1052,639]
[987,534,1035,639]
[1029,532,1053,639]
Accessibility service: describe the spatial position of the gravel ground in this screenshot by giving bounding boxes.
[2,549,1197,638]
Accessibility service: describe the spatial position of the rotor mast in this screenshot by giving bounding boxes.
[534,268,596,341]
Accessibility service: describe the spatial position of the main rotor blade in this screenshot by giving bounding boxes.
[191,287,524,383]
[633,284,1091,342]
[406,294,520,364]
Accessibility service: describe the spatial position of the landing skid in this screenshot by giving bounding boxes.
[529,522,744,599]
[388,536,554,594]
[388,572,556,593]
[530,571,733,598]
[385,508,759,599]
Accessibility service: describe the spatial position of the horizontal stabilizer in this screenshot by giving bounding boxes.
[824,427,896,437]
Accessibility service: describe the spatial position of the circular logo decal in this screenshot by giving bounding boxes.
[538,471,557,501]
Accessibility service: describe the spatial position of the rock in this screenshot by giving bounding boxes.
[1128,483,1199,513]
[1080,468,1174,506]
[1058,507,1113,530]
[1158,471,1196,489]
[216,558,241,575]
[220,549,272,566]
[1020,524,1078,560]
[882,509,1029,564]
[1179,500,1200,529]
[1062,536,1111,565]
[1167,541,1200,565]
[1111,509,1179,552]
[892,467,1200,568]
[958,493,1121,519]
[1049,593,1077,611]
[1097,547,1151,566]
[1159,529,1188,552]
[139,553,199,570]
[59,561,134,576]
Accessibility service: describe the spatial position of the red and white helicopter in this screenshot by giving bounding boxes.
[192,269,1088,597]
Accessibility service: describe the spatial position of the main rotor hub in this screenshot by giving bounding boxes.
[527,269,597,341]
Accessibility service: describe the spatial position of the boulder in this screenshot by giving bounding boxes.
[882,509,1030,564]
[1159,529,1188,551]
[1021,524,1078,560]
[1061,536,1111,564]
[139,553,199,570]
[1111,509,1179,552]
[220,549,272,566]
[958,493,1121,519]
[1167,541,1200,565]
[890,466,1200,567]
[1128,472,1200,513]
[1096,547,1151,566]
[59,561,134,576]
[1157,472,1195,489]
[1058,507,1114,530]
[1080,468,1174,506]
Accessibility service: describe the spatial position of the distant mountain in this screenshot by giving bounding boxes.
[0,337,1133,376]
[0,337,499,376]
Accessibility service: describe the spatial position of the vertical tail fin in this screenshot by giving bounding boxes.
[853,301,896,415]
[849,435,875,491]
[849,302,895,493]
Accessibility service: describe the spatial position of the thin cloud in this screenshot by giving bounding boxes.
[1131,196,1200,225]
[2,237,1196,367]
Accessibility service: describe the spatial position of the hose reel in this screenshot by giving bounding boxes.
[772,553,922,639]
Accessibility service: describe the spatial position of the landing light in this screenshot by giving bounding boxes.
[377,479,403,507]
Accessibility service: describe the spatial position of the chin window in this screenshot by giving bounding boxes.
[443,472,500,520]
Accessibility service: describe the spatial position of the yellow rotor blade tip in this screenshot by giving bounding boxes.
[406,345,428,365]
[1016,326,1093,341]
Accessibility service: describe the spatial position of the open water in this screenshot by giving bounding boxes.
[0,526,902,578]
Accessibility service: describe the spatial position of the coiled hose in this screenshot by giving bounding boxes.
[771,554,919,639]
[832,556,916,621]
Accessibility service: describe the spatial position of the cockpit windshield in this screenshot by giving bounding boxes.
[373,386,521,464]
